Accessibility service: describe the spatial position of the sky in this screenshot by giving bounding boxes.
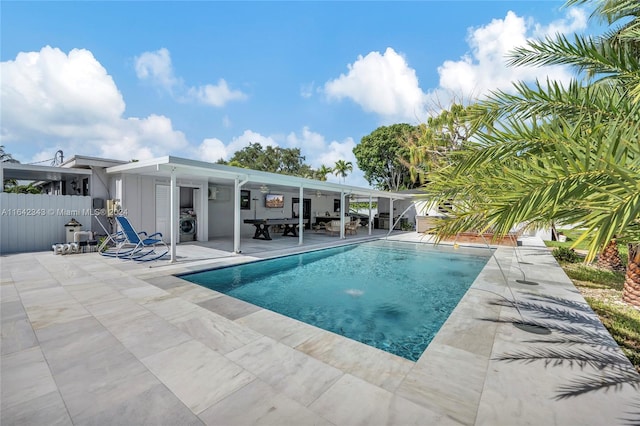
[1,1,599,188]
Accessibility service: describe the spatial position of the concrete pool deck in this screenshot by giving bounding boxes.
[1,232,639,425]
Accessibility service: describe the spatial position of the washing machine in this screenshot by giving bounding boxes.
[179,214,197,242]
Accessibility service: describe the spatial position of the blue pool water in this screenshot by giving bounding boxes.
[180,240,491,361]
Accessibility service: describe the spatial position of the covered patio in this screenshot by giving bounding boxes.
[105,156,414,262]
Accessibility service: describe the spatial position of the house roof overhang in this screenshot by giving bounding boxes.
[60,155,127,169]
[1,162,92,182]
[105,156,414,200]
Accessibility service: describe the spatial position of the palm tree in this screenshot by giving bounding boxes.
[625,245,640,305]
[1,145,20,191]
[0,145,19,163]
[597,238,625,272]
[421,0,640,306]
[333,160,353,184]
[315,165,333,181]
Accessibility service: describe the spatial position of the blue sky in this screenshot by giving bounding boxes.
[1,1,597,187]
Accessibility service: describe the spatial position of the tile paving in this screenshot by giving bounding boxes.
[1,231,639,425]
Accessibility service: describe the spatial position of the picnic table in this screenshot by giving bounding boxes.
[243,218,309,240]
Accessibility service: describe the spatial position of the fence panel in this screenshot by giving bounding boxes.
[0,193,92,254]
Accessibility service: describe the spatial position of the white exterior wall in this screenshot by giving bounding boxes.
[209,186,235,237]
[88,167,111,235]
[312,195,343,217]
[89,167,111,202]
[392,199,418,223]
[115,175,208,242]
[117,174,152,231]
[0,193,91,253]
[119,175,164,235]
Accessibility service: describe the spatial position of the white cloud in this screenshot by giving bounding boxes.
[323,9,588,121]
[284,128,365,186]
[324,47,425,122]
[187,79,247,107]
[436,9,586,98]
[197,137,227,163]
[195,129,277,163]
[285,126,327,158]
[534,8,587,38]
[284,127,357,169]
[300,82,315,98]
[134,48,246,107]
[195,127,369,187]
[2,46,125,135]
[1,46,188,162]
[229,130,278,154]
[316,138,357,175]
[134,47,179,92]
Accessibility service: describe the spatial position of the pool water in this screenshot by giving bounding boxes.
[180,240,491,361]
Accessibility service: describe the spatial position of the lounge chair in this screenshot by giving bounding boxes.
[97,216,134,257]
[106,216,169,261]
[325,220,342,236]
[312,222,326,232]
[345,219,358,235]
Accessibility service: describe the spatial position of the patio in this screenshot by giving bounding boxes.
[1,232,638,425]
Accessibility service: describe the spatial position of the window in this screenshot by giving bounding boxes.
[240,190,251,210]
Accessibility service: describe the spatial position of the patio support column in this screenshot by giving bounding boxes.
[231,176,249,254]
[0,166,3,192]
[368,194,372,235]
[340,190,345,239]
[169,169,177,263]
[233,177,241,254]
[298,185,304,245]
[389,198,394,232]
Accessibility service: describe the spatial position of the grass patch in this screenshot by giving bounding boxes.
[546,231,639,372]
[561,263,625,290]
[584,297,640,373]
[545,228,592,251]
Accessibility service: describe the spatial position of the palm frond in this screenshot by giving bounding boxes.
[565,0,640,24]
[508,33,640,80]
[471,79,634,130]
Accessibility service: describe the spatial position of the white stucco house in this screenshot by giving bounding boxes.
[0,155,415,258]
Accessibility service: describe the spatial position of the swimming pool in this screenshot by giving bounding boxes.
[180,240,491,361]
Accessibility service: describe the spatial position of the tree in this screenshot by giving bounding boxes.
[333,160,352,184]
[314,165,333,181]
[400,103,477,185]
[0,145,19,163]
[597,238,625,272]
[1,145,20,191]
[221,143,313,177]
[421,0,640,307]
[354,124,420,190]
[3,182,41,194]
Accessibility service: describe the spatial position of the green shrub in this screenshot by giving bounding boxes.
[401,222,414,231]
[552,246,580,263]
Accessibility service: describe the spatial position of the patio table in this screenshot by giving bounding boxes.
[244,218,309,240]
